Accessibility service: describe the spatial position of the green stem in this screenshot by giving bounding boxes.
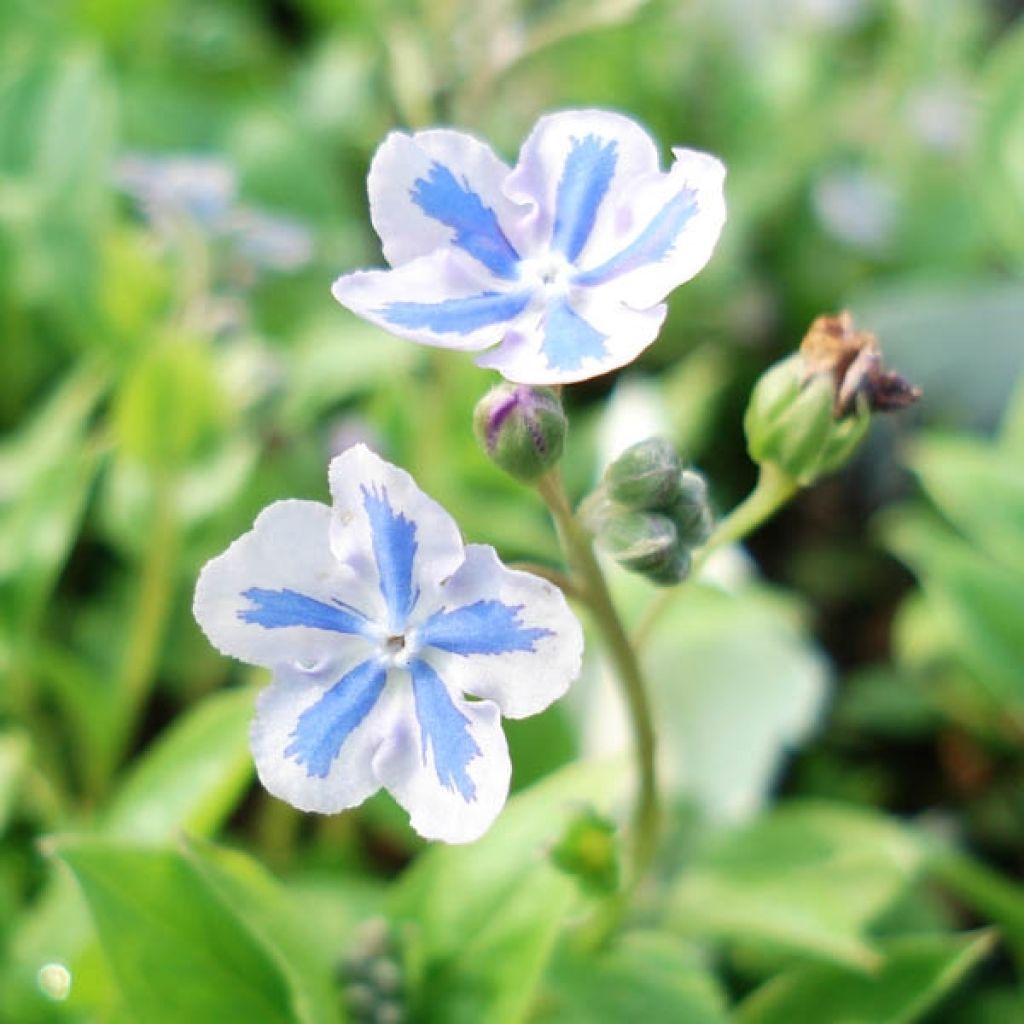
[536,470,659,886]
[113,477,180,770]
[633,462,798,647]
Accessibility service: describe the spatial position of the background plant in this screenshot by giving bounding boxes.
[1,0,1023,1021]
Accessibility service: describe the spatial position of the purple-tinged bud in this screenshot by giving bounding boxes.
[473,384,567,481]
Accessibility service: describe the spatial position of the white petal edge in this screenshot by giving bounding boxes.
[331,248,532,354]
[193,499,373,670]
[373,685,511,843]
[327,444,466,623]
[503,109,662,256]
[475,296,666,386]
[251,665,399,813]
[425,544,584,718]
[580,147,727,310]
[367,128,524,267]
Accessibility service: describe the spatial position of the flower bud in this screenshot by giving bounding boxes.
[643,545,693,587]
[666,469,714,547]
[744,310,921,485]
[604,437,683,510]
[593,505,681,577]
[550,808,620,895]
[473,384,567,482]
[746,354,869,485]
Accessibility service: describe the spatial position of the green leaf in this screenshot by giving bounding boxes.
[608,582,828,821]
[980,20,1024,267]
[54,839,316,1024]
[113,339,228,472]
[885,508,1024,704]
[0,729,30,834]
[183,839,342,1024]
[910,433,1024,572]
[535,931,729,1023]
[736,931,995,1024]
[391,759,627,1024]
[102,686,256,841]
[671,802,923,970]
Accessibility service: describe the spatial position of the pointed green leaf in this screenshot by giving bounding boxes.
[737,931,995,1024]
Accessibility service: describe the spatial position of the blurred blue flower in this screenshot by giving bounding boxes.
[193,445,583,843]
[116,153,237,230]
[332,109,726,385]
[116,152,313,275]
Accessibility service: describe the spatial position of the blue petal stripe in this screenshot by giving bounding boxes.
[411,163,521,279]
[285,658,387,778]
[239,588,372,636]
[362,485,419,630]
[551,135,618,262]
[419,600,551,656]
[574,187,698,287]
[409,659,479,801]
[541,297,608,372]
[379,289,533,336]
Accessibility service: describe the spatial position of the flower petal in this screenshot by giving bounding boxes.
[373,660,510,843]
[475,292,666,385]
[503,110,661,258]
[193,500,374,669]
[367,128,525,277]
[332,249,534,353]
[327,445,466,628]
[573,147,727,309]
[251,658,395,813]
[422,545,583,718]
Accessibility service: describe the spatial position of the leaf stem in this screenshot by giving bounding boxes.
[633,462,798,647]
[536,470,659,886]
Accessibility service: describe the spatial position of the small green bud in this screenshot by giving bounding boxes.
[643,545,692,586]
[745,312,919,486]
[745,357,868,485]
[666,469,713,547]
[550,808,620,895]
[473,383,567,482]
[594,506,679,575]
[604,437,684,510]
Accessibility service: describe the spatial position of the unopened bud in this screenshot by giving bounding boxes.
[643,546,693,586]
[594,507,679,575]
[666,469,713,547]
[473,384,567,482]
[550,808,620,895]
[604,437,683,510]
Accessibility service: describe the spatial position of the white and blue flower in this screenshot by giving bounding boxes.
[332,109,726,385]
[193,445,583,843]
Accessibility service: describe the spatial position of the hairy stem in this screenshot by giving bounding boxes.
[536,470,659,885]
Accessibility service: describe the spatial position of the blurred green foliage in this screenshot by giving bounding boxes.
[1,0,1023,1021]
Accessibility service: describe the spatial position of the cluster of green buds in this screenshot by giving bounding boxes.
[337,918,407,1024]
[745,311,921,485]
[585,437,713,586]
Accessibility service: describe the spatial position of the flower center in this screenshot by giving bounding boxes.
[380,630,417,668]
[519,251,574,298]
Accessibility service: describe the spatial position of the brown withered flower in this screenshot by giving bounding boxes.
[800,311,922,416]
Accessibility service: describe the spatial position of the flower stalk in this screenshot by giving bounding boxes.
[536,469,660,886]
